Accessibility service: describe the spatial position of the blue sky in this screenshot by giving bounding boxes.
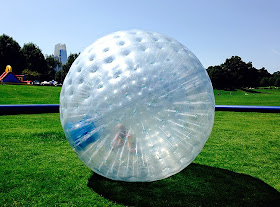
[1,0,280,73]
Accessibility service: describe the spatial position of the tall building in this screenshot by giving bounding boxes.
[54,43,67,71]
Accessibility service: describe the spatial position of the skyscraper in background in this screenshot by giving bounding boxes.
[54,43,67,71]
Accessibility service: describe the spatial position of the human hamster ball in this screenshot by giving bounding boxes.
[60,30,215,182]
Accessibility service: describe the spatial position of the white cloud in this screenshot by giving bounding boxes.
[272,49,280,56]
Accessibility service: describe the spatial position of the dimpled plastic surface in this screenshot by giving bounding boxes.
[60,30,215,182]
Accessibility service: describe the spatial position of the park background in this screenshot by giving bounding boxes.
[1,0,280,206]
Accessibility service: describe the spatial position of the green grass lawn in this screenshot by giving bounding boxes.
[214,88,280,106]
[0,85,61,104]
[1,84,280,106]
[1,112,279,206]
[0,84,279,206]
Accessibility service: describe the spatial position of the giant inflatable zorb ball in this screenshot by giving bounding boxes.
[60,30,215,182]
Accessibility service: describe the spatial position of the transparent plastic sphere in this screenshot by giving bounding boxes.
[60,30,215,182]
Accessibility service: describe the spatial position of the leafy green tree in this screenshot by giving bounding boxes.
[221,56,252,88]
[272,71,280,87]
[246,64,259,88]
[62,53,79,74]
[207,66,230,89]
[55,53,79,83]
[207,56,274,89]
[258,67,271,78]
[0,34,25,74]
[55,70,63,83]
[275,78,280,87]
[45,55,60,80]
[260,77,270,87]
[257,67,271,87]
[22,69,41,80]
[21,43,48,80]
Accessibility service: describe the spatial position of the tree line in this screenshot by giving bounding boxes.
[1,34,279,88]
[207,56,280,89]
[0,34,78,82]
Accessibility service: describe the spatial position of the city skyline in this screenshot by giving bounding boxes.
[1,0,280,73]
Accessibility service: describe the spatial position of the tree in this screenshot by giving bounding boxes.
[62,53,79,74]
[275,78,280,87]
[272,71,280,87]
[258,67,271,78]
[207,56,274,89]
[22,69,40,80]
[246,64,259,88]
[21,43,48,80]
[0,34,25,74]
[260,77,270,87]
[45,55,60,80]
[55,70,63,83]
[221,56,252,88]
[207,65,230,89]
[55,53,79,83]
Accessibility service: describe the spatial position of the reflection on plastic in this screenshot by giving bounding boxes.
[60,30,215,182]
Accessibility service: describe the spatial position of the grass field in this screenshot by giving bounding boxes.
[0,84,280,106]
[0,85,61,104]
[214,88,280,106]
[0,84,279,206]
[0,112,279,206]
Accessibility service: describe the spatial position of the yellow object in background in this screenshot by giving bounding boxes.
[5,65,12,73]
